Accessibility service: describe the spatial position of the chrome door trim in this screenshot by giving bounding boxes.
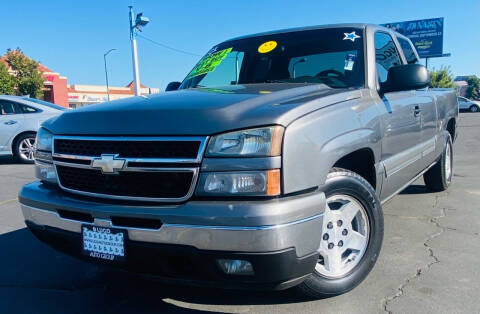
[381,160,437,205]
[382,136,436,178]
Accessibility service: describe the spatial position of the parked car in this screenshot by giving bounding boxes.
[0,96,64,163]
[19,24,458,298]
[457,96,479,112]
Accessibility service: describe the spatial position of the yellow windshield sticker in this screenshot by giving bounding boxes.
[258,41,277,54]
[187,47,233,78]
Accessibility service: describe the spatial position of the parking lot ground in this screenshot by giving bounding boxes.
[0,113,479,314]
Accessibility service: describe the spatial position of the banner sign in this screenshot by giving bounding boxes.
[382,18,444,58]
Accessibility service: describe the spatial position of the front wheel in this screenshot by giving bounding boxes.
[470,105,479,113]
[297,168,384,298]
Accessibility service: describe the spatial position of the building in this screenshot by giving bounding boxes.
[67,82,160,108]
[1,53,159,108]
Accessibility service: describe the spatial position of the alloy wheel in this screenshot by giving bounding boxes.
[315,194,370,278]
[19,137,36,161]
[445,140,452,183]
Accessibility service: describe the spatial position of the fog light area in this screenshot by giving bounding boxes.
[35,161,57,184]
[217,259,254,276]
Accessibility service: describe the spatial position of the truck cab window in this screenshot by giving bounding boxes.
[374,32,402,83]
[397,37,418,64]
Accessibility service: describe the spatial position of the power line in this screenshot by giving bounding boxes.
[137,33,201,57]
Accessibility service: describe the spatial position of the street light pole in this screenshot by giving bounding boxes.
[129,6,149,97]
[103,48,117,101]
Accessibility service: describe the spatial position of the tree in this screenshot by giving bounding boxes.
[0,62,15,95]
[465,76,480,100]
[4,49,44,98]
[428,66,455,89]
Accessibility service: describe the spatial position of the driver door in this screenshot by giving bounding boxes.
[374,32,422,200]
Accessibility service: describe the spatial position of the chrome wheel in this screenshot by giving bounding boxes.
[471,105,479,113]
[445,141,452,183]
[316,194,369,278]
[19,137,36,161]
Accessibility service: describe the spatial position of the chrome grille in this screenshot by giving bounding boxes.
[52,136,207,202]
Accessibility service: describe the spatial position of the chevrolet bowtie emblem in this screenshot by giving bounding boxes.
[91,154,126,174]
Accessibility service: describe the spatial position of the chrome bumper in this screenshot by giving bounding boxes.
[21,204,323,256]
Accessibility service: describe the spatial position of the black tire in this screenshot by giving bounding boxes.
[470,105,479,113]
[424,135,453,192]
[296,168,384,298]
[13,132,36,164]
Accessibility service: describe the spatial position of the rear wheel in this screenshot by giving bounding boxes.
[13,133,36,164]
[470,105,479,113]
[297,168,384,298]
[424,135,453,192]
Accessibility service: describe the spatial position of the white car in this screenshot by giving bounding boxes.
[0,95,64,163]
[458,96,480,113]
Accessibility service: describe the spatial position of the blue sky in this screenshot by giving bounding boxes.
[2,0,478,90]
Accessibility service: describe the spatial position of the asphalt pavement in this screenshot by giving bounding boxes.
[0,113,479,314]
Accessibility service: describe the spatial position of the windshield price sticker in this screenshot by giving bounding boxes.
[187,47,232,78]
[258,40,277,54]
[344,54,356,71]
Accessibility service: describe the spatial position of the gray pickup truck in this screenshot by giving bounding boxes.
[20,24,458,298]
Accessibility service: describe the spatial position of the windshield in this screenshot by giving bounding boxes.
[180,27,365,90]
[26,98,65,110]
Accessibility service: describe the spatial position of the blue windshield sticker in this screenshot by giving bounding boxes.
[343,31,361,42]
[344,54,356,71]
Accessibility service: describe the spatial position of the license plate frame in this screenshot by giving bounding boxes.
[82,225,126,262]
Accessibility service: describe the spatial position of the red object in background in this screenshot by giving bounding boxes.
[41,72,68,108]
[38,62,68,108]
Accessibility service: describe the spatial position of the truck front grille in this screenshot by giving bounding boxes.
[54,139,201,158]
[56,166,194,199]
[52,136,207,202]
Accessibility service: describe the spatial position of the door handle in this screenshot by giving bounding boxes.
[4,120,17,125]
[414,106,421,117]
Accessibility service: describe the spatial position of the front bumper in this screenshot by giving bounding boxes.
[20,181,325,289]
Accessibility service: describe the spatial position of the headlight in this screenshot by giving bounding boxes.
[34,128,56,184]
[196,170,280,196]
[206,126,284,157]
[35,128,53,152]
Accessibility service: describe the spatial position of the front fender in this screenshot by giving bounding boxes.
[282,97,382,194]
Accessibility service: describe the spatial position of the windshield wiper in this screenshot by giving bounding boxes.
[264,79,291,83]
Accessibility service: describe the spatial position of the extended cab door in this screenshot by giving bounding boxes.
[374,32,422,200]
[0,100,25,153]
[397,36,438,168]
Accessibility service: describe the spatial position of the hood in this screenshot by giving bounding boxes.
[43,84,361,135]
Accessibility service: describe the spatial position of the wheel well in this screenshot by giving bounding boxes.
[446,118,456,141]
[11,131,36,151]
[333,148,376,189]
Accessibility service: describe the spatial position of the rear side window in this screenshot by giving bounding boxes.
[0,101,22,115]
[19,104,39,114]
[374,32,402,83]
[397,37,418,64]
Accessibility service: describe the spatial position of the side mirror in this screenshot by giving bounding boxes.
[382,64,429,93]
[165,81,181,92]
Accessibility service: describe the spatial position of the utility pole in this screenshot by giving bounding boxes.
[103,48,117,101]
[128,6,149,96]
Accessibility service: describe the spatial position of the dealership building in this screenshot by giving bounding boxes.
[1,54,159,108]
[67,82,160,108]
